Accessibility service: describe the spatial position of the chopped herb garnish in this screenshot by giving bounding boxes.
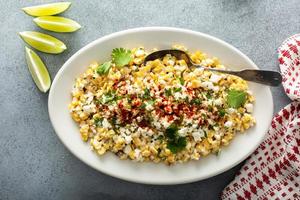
[142,88,151,99]
[147,99,155,105]
[204,130,208,138]
[111,48,132,67]
[179,70,185,85]
[96,61,112,75]
[157,135,164,141]
[167,137,187,154]
[173,87,182,93]
[140,103,147,109]
[179,76,185,85]
[94,117,103,127]
[165,124,187,154]
[227,89,246,108]
[140,100,155,109]
[208,125,214,130]
[191,98,201,105]
[164,88,172,97]
[165,123,178,139]
[101,91,117,104]
[219,109,226,117]
[110,116,118,126]
[206,92,212,99]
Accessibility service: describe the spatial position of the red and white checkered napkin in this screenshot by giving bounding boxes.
[221,34,300,200]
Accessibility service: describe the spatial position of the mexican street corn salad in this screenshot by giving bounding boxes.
[68,46,255,164]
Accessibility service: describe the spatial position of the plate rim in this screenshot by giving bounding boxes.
[48,27,274,185]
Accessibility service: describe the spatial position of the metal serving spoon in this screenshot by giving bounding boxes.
[144,49,282,86]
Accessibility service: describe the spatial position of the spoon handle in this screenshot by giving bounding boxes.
[198,67,282,86]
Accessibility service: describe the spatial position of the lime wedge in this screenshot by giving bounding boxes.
[22,2,71,17]
[19,31,67,54]
[33,16,81,33]
[25,47,51,93]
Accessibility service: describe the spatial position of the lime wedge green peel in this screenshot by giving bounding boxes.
[33,16,81,33]
[25,47,51,93]
[19,31,67,54]
[22,2,71,17]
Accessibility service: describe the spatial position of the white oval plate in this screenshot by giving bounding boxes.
[48,27,273,185]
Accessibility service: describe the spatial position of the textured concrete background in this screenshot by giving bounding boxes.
[0,0,297,199]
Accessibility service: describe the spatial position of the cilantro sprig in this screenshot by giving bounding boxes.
[111,48,132,67]
[94,117,104,127]
[227,89,246,108]
[165,124,187,154]
[96,61,112,75]
[100,91,121,104]
[218,109,226,117]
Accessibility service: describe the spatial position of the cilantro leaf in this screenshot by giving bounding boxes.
[204,131,208,138]
[227,89,246,108]
[101,91,117,104]
[179,76,185,85]
[111,48,132,67]
[219,109,226,117]
[96,61,112,75]
[191,98,201,105]
[140,103,146,109]
[165,124,187,154]
[173,87,182,93]
[165,123,178,139]
[164,88,172,97]
[94,117,104,127]
[142,88,151,99]
[167,137,187,154]
[205,92,212,99]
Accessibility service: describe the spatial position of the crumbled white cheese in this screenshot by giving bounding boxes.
[134,149,141,159]
[145,103,154,111]
[201,81,219,91]
[208,99,214,106]
[173,92,187,100]
[82,103,96,114]
[108,105,115,111]
[178,127,189,137]
[247,90,253,95]
[227,108,236,114]
[135,49,145,57]
[174,65,186,71]
[192,130,204,142]
[124,145,132,154]
[201,81,214,89]
[214,98,223,106]
[153,121,161,129]
[124,135,132,144]
[119,127,126,134]
[192,124,198,129]
[71,87,79,95]
[224,121,234,128]
[245,103,253,113]
[213,86,219,92]
[214,134,221,140]
[102,118,111,129]
[167,60,175,66]
[85,92,94,103]
[161,118,171,128]
[210,74,222,83]
[147,129,154,136]
[194,68,204,74]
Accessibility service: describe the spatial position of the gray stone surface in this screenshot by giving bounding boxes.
[0,0,297,199]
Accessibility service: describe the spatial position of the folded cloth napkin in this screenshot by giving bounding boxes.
[221,34,300,200]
